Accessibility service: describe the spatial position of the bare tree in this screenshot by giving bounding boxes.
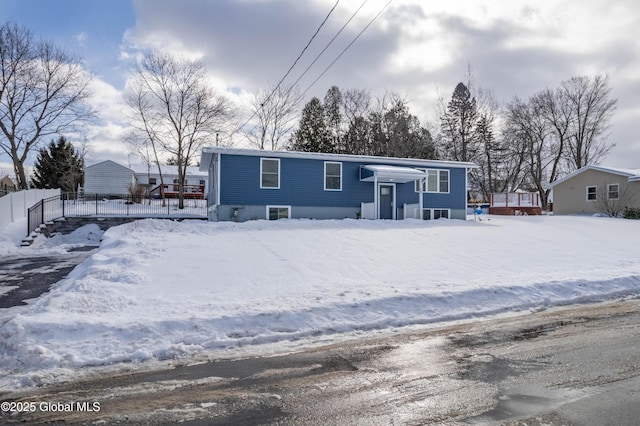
[595,181,637,218]
[126,51,233,208]
[0,22,94,189]
[561,75,617,169]
[504,96,560,210]
[243,84,301,150]
[126,83,167,205]
[341,88,370,155]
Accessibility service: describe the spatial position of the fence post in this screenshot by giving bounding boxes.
[96,194,98,216]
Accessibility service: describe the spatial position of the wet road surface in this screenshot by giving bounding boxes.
[1,298,639,425]
[0,247,97,308]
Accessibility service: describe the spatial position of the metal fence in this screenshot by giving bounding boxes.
[63,193,208,218]
[27,196,63,235]
[27,193,208,235]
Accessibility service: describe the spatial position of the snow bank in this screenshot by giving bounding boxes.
[1,216,639,389]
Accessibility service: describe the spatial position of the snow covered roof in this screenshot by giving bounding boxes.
[86,160,206,177]
[200,147,478,172]
[360,165,426,183]
[547,165,640,188]
[128,163,207,177]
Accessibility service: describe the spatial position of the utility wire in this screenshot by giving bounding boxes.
[262,0,340,107]
[232,0,339,138]
[289,0,369,89]
[301,0,392,97]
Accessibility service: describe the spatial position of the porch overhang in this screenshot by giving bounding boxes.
[360,165,426,183]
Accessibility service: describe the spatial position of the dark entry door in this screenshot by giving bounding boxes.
[379,184,394,219]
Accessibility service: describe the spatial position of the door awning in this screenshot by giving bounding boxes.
[360,165,426,183]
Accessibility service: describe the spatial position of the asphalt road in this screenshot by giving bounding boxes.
[1,298,639,425]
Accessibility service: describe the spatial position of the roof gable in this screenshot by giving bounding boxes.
[548,165,640,188]
[85,160,134,173]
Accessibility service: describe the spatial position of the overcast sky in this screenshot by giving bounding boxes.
[1,0,638,175]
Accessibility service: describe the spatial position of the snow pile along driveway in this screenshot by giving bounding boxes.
[1,216,639,389]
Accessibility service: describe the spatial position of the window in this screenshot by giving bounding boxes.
[324,162,342,191]
[267,205,290,220]
[415,169,449,193]
[261,158,280,189]
[586,186,597,201]
[148,178,157,185]
[422,208,450,220]
[439,170,449,193]
[608,184,619,200]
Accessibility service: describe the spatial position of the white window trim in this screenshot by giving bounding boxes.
[586,185,597,202]
[324,161,342,191]
[422,208,451,220]
[607,183,620,200]
[260,158,280,189]
[415,169,450,194]
[266,205,291,220]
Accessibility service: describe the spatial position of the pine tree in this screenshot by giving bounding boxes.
[291,97,333,153]
[32,136,83,193]
[440,82,479,162]
[324,86,343,152]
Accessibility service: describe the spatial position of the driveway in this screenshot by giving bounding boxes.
[0,247,97,308]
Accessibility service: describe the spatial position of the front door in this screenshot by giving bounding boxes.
[379,184,394,219]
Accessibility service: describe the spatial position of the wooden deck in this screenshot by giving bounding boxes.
[489,192,542,215]
[150,184,205,199]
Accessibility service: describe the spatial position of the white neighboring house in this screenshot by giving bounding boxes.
[84,160,207,197]
[84,160,135,195]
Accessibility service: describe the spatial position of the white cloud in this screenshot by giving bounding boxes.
[73,31,87,46]
[76,0,640,168]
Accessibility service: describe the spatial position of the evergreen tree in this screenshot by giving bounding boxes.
[440,82,479,162]
[32,136,83,193]
[324,86,343,152]
[291,97,333,153]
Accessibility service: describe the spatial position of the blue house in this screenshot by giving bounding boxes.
[199,147,476,222]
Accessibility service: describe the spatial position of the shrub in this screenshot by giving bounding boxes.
[623,207,640,220]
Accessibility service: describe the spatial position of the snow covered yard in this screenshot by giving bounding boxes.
[1,215,639,390]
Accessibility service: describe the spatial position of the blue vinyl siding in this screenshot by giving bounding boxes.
[421,167,466,210]
[220,155,373,207]
[219,154,467,210]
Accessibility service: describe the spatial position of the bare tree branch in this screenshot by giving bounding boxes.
[0,21,95,189]
[125,51,234,208]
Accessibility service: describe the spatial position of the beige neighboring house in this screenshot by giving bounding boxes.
[1,175,17,192]
[547,165,640,215]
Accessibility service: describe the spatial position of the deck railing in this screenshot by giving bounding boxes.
[490,192,540,207]
[27,193,207,236]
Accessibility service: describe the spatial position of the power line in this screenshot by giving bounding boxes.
[263,0,340,107]
[301,0,392,97]
[232,0,340,138]
[289,0,369,89]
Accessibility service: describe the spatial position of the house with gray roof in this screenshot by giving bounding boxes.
[547,165,640,215]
